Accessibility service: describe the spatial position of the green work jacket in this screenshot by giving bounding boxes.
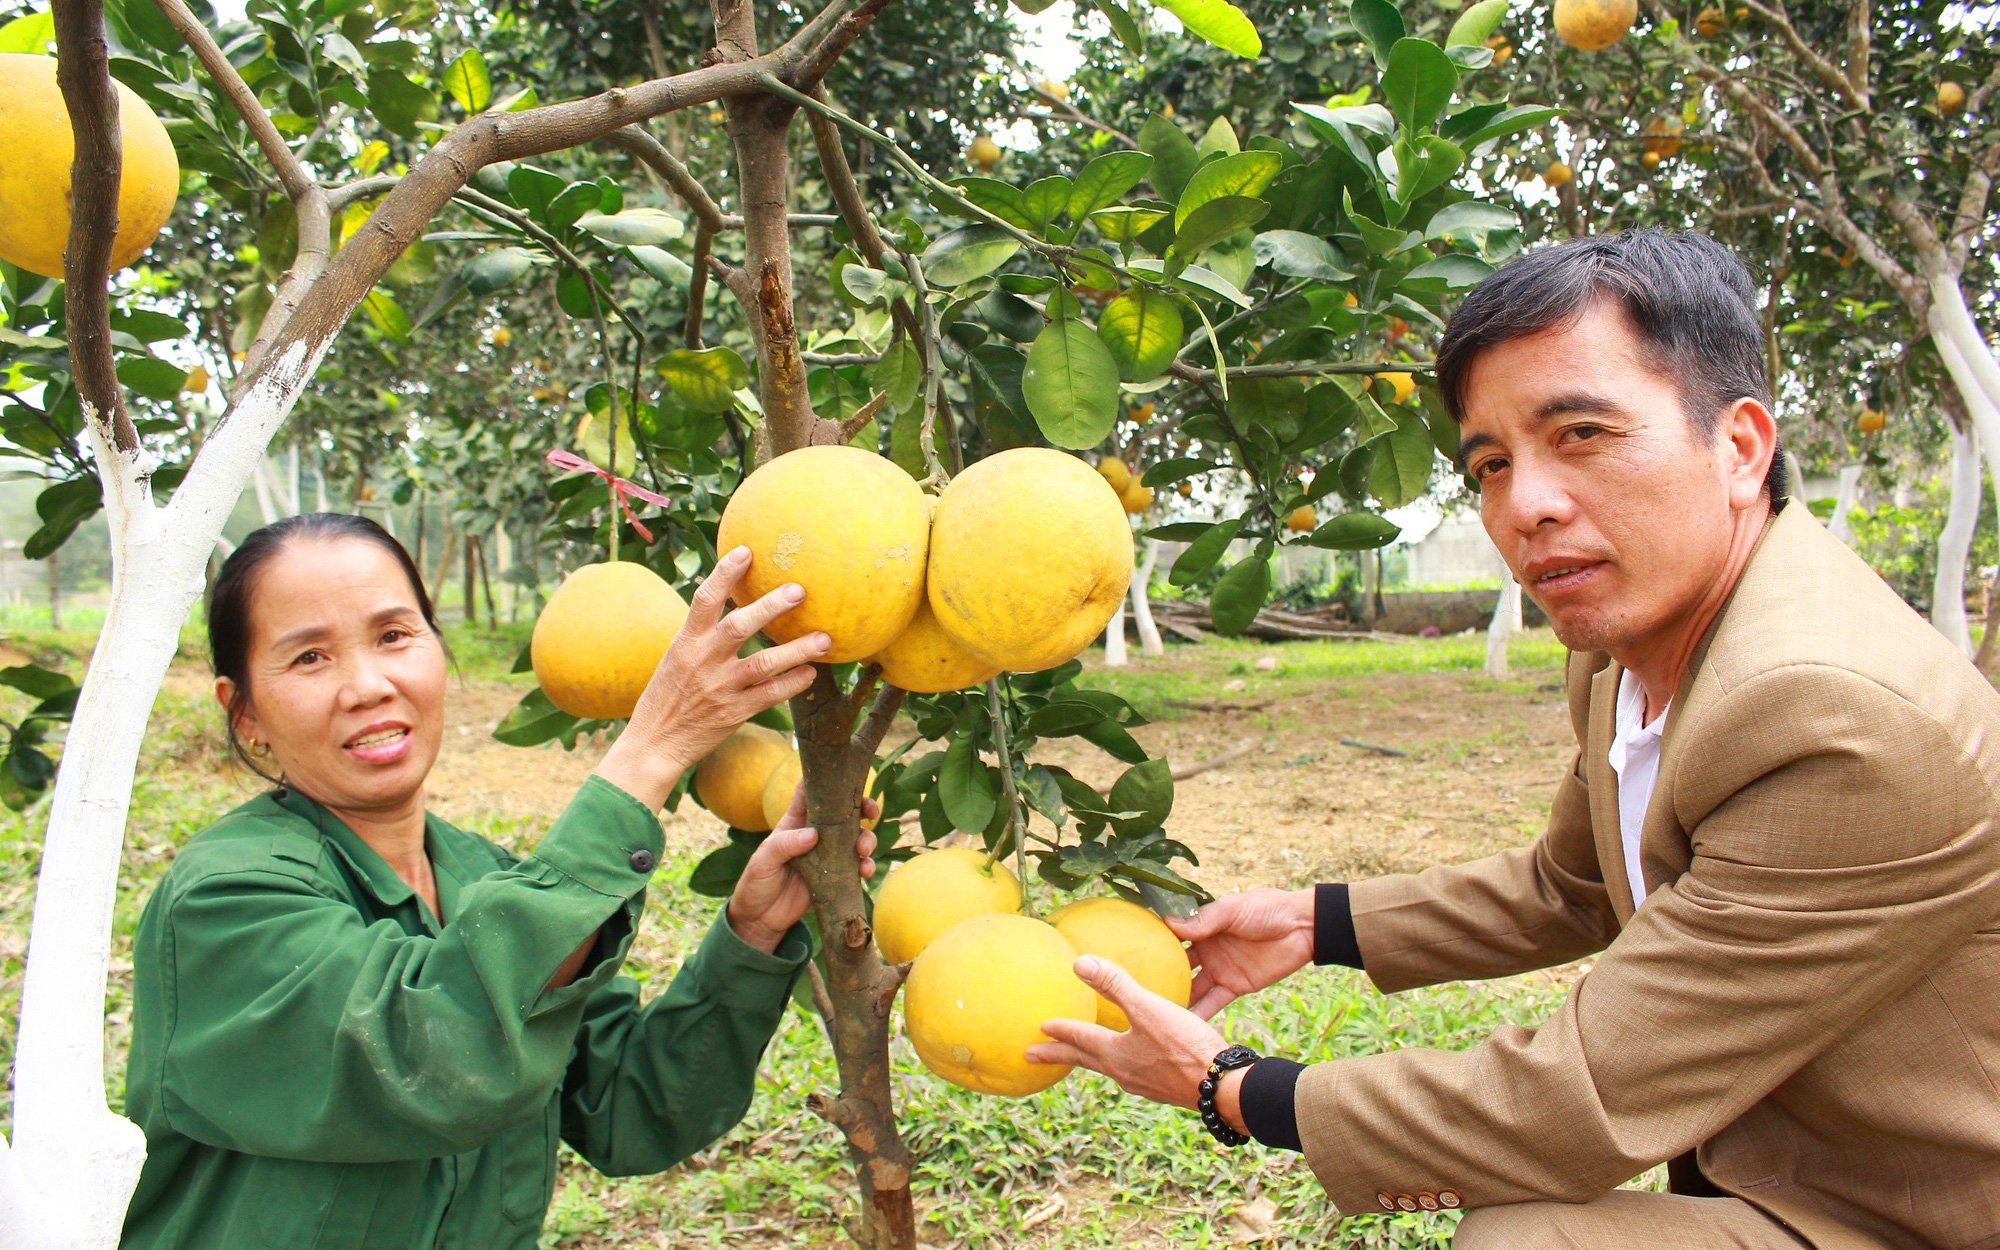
[120,775,808,1250]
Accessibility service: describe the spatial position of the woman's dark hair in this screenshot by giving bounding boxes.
[1435,228,1786,506]
[209,513,444,781]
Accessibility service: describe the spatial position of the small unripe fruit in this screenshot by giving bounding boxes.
[488,326,512,346]
[1287,505,1317,533]
[970,135,1003,168]
[1858,408,1886,434]
[1642,150,1663,170]
[181,365,210,394]
[1938,81,1966,115]
[1693,4,1726,34]
[1543,160,1574,186]
[1038,78,1070,102]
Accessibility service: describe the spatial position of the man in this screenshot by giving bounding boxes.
[1033,230,2000,1248]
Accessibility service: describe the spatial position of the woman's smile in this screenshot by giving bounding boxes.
[344,720,413,764]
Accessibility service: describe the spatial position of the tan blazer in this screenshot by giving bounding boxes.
[1295,500,2000,1249]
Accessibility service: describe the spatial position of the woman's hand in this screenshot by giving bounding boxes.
[596,547,826,809]
[727,782,880,953]
[1165,887,1317,1018]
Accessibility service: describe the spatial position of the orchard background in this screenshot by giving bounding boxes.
[0,0,1993,1244]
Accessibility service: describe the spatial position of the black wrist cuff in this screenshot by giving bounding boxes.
[1314,883,1363,969]
[1238,1057,1305,1152]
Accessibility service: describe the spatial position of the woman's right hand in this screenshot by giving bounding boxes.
[595,547,826,808]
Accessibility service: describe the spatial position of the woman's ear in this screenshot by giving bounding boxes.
[217,675,260,751]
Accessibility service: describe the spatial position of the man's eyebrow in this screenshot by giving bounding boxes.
[268,605,416,653]
[1454,392,1625,472]
[1455,432,1497,474]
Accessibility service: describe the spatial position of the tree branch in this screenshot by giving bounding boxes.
[1025,83,1134,145]
[853,679,905,759]
[686,224,715,348]
[54,0,140,456]
[604,125,726,231]
[1732,0,1866,110]
[1172,359,1431,381]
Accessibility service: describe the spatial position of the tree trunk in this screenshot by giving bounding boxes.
[1484,578,1521,678]
[1928,269,2000,499]
[46,551,60,633]
[1130,539,1163,657]
[495,523,515,622]
[431,523,457,606]
[1932,413,1981,655]
[249,455,281,524]
[1827,465,1864,546]
[463,535,477,626]
[476,535,497,630]
[1104,593,1129,666]
[1976,574,2000,677]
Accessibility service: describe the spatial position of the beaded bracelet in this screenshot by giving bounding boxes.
[1198,1043,1260,1147]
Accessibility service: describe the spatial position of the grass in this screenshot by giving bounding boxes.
[0,625,1613,1248]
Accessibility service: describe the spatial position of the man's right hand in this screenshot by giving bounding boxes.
[1166,887,1317,1018]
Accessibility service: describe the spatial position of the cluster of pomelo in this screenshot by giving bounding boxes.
[877,847,1192,1096]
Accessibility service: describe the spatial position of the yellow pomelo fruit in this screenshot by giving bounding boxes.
[1038,78,1070,102]
[0,54,180,279]
[1641,150,1663,170]
[1287,504,1317,532]
[1640,115,1684,157]
[1543,160,1574,186]
[531,562,688,720]
[970,136,1003,167]
[1096,456,1131,491]
[873,846,1021,966]
[716,445,929,663]
[1553,0,1636,49]
[1047,897,1192,1031]
[759,753,879,831]
[181,365,209,393]
[1380,371,1416,404]
[695,725,793,832]
[904,911,1094,1096]
[1119,482,1153,513]
[1939,81,1966,115]
[1858,408,1886,434]
[872,597,1002,693]
[929,448,1134,673]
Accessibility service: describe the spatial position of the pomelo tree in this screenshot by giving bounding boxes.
[0,0,1536,1245]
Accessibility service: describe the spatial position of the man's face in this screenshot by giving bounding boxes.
[1458,301,1756,655]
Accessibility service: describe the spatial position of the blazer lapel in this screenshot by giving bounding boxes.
[1584,659,1635,925]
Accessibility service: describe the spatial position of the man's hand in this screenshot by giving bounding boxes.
[1028,955,1229,1111]
[1167,887,1316,1018]
[727,780,879,953]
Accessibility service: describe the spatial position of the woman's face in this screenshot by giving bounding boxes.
[219,537,447,815]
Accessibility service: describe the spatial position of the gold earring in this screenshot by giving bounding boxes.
[248,739,272,759]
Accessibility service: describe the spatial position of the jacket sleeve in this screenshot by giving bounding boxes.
[558,911,808,1176]
[149,775,664,1163]
[1294,666,2000,1213]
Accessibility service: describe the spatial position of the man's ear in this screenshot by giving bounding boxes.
[1722,396,1778,511]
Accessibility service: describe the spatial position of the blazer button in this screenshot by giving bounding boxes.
[1376,1191,1397,1212]
[1438,1189,1462,1209]
[1396,1195,1419,1212]
[629,848,657,873]
[1417,1192,1440,1211]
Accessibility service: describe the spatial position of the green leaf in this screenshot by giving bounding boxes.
[1404,253,1493,290]
[0,664,75,701]
[870,337,924,413]
[1210,555,1272,634]
[367,68,438,139]
[461,246,537,295]
[1230,376,1307,439]
[506,165,565,218]
[1020,177,1075,232]
[361,289,411,341]
[1126,259,1253,308]
[544,181,604,232]
[573,209,684,247]
[1196,116,1241,160]
[116,356,187,399]
[1169,517,1243,586]
[940,736,997,833]
[355,139,390,176]
[108,309,185,343]
[1444,104,1564,151]
[1392,135,1465,209]
[658,347,750,412]
[1369,406,1436,507]
[1174,151,1284,229]
[629,244,693,288]
[492,688,587,746]
[1346,191,1423,256]
[1446,0,1509,45]
[1023,319,1120,448]
[1382,39,1459,137]
[839,263,893,308]
[1080,719,1148,764]
[1141,457,1217,488]
[921,225,1021,287]
[951,177,1032,229]
[1068,151,1154,220]
[555,269,597,319]
[1153,0,1263,58]
[969,345,1038,448]
[1423,200,1518,250]
[1097,288,1184,383]
[1107,758,1175,835]
[441,47,490,112]
[1252,229,1354,281]
[690,832,763,898]
[1137,114,1201,203]
[1306,510,1401,549]
[1348,0,1406,65]
[1095,0,1145,48]
[1088,205,1170,246]
[0,11,55,54]
[1170,195,1269,259]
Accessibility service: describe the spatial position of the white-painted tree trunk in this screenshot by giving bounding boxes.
[1129,539,1162,658]
[495,524,516,621]
[249,455,280,524]
[1484,578,1521,678]
[1104,593,1128,666]
[1827,465,1865,546]
[1933,419,1982,655]
[3,337,331,1250]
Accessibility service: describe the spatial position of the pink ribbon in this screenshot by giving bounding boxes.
[546,449,672,542]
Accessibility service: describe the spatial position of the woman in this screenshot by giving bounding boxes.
[120,513,867,1249]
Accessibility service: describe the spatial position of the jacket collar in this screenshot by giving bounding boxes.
[270,785,464,927]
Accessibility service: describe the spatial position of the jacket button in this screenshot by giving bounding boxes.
[1417,1192,1440,1211]
[629,848,657,873]
[1376,1192,1397,1212]
[1396,1194,1419,1212]
[1438,1189,1462,1209]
